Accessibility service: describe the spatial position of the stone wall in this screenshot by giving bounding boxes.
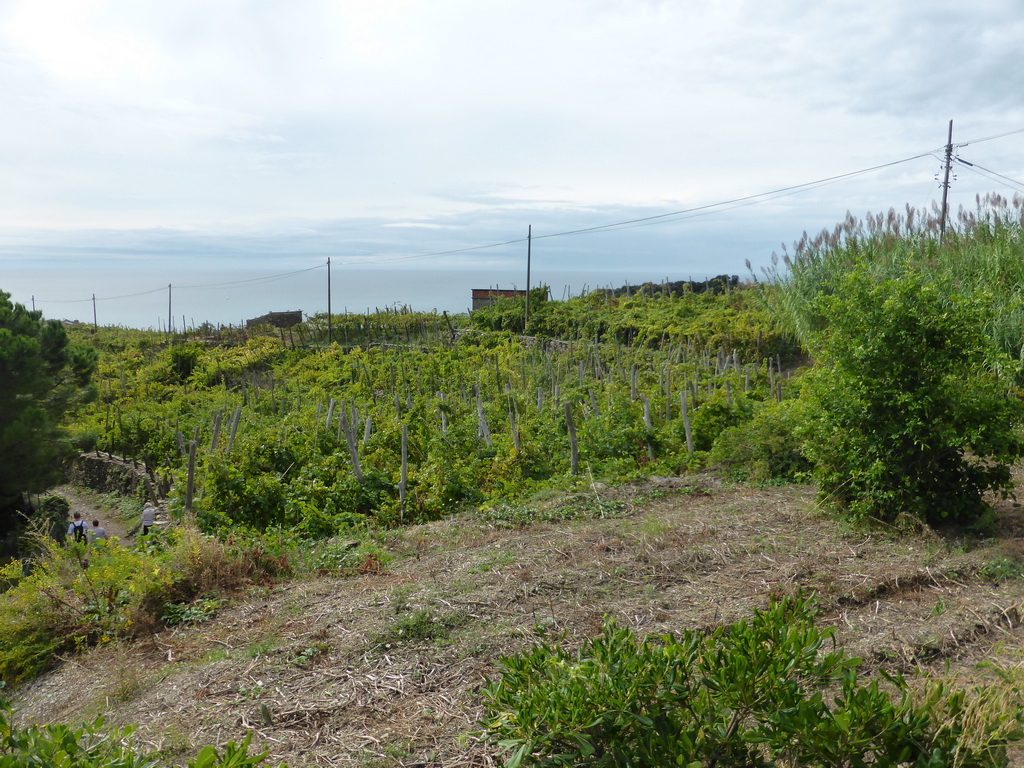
[63,452,161,502]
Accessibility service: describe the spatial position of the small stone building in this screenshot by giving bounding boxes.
[471,288,527,311]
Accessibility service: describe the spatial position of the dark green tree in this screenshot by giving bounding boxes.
[801,270,1024,527]
[0,291,98,514]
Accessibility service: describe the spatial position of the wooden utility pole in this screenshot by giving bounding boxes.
[327,257,333,345]
[167,284,172,336]
[92,294,97,332]
[525,225,532,330]
[939,119,953,244]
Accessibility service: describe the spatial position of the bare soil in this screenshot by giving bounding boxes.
[11,478,1024,767]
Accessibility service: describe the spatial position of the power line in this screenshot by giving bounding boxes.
[954,157,1024,194]
[957,126,1024,148]
[34,264,326,304]
[37,285,167,304]
[341,237,528,266]
[176,263,324,290]
[343,150,936,266]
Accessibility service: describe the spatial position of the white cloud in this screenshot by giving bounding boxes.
[0,0,1022,324]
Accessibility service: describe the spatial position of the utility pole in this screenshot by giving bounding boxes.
[327,257,333,346]
[92,294,97,332]
[939,119,953,245]
[525,225,532,330]
[167,284,172,337]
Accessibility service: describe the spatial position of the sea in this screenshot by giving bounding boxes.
[3,265,712,331]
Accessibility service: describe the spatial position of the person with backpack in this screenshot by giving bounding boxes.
[67,512,88,544]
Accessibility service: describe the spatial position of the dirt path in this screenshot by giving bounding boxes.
[53,485,136,542]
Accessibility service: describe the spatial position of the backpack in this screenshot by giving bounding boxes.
[72,521,87,543]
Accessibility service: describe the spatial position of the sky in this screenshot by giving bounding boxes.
[2,0,1024,327]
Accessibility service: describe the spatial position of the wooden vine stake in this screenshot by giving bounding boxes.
[399,424,408,520]
[185,440,197,515]
[226,406,242,454]
[438,392,449,436]
[476,386,492,447]
[339,406,364,483]
[210,411,223,452]
[639,394,656,462]
[564,401,579,475]
[680,392,694,454]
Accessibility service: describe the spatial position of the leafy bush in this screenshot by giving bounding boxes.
[800,270,1024,526]
[688,391,756,453]
[709,398,812,484]
[481,594,1023,767]
[0,525,293,684]
[0,699,285,767]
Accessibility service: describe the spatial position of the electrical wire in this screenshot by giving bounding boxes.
[37,286,168,304]
[957,126,1024,148]
[346,150,936,265]
[28,133,1024,307]
[176,263,325,290]
[34,265,327,304]
[954,157,1024,194]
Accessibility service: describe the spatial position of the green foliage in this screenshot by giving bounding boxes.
[0,700,285,767]
[306,536,391,573]
[162,593,225,627]
[481,594,1023,768]
[0,525,294,684]
[375,606,468,647]
[0,700,156,768]
[800,269,1024,526]
[0,290,98,514]
[979,554,1024,583]
[710,398,812,484]
[687,391,756,453]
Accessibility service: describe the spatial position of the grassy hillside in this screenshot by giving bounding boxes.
[6,200,1024,765]
[10,477,1024,766]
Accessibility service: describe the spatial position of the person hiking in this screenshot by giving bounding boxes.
[140,503,156,536]
[67,512,88,544]
[90,519,108,541]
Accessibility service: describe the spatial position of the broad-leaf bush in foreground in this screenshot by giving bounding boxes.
[0,699,283,767]
[481,595,1024,768]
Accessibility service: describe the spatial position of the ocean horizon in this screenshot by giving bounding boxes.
[3,265,722,331]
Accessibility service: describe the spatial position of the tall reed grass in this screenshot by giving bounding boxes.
[756,193,1024,360]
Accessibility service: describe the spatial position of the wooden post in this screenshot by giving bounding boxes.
[680,392,694,454]
[640,394,656,462]
[565,401,579,475]
[340,406,363,483]
[476,386,492,447]
[210,411,223,451]
[185,440,197,514]
[399,424,408,517]
[226,406,242,454]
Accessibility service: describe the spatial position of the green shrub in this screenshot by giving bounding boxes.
[709,398,812,484]
[0,699,284,767]
[801,269,1024,526]
[688,391,756,453]
[481,594,1023,767]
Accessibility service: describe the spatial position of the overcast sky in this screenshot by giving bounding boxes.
[2,0,1024,323]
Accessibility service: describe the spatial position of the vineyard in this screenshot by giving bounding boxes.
[65,281,795,537]
[6,199,1024,765]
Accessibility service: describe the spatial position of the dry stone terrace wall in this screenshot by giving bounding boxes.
[62,452,161,502]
